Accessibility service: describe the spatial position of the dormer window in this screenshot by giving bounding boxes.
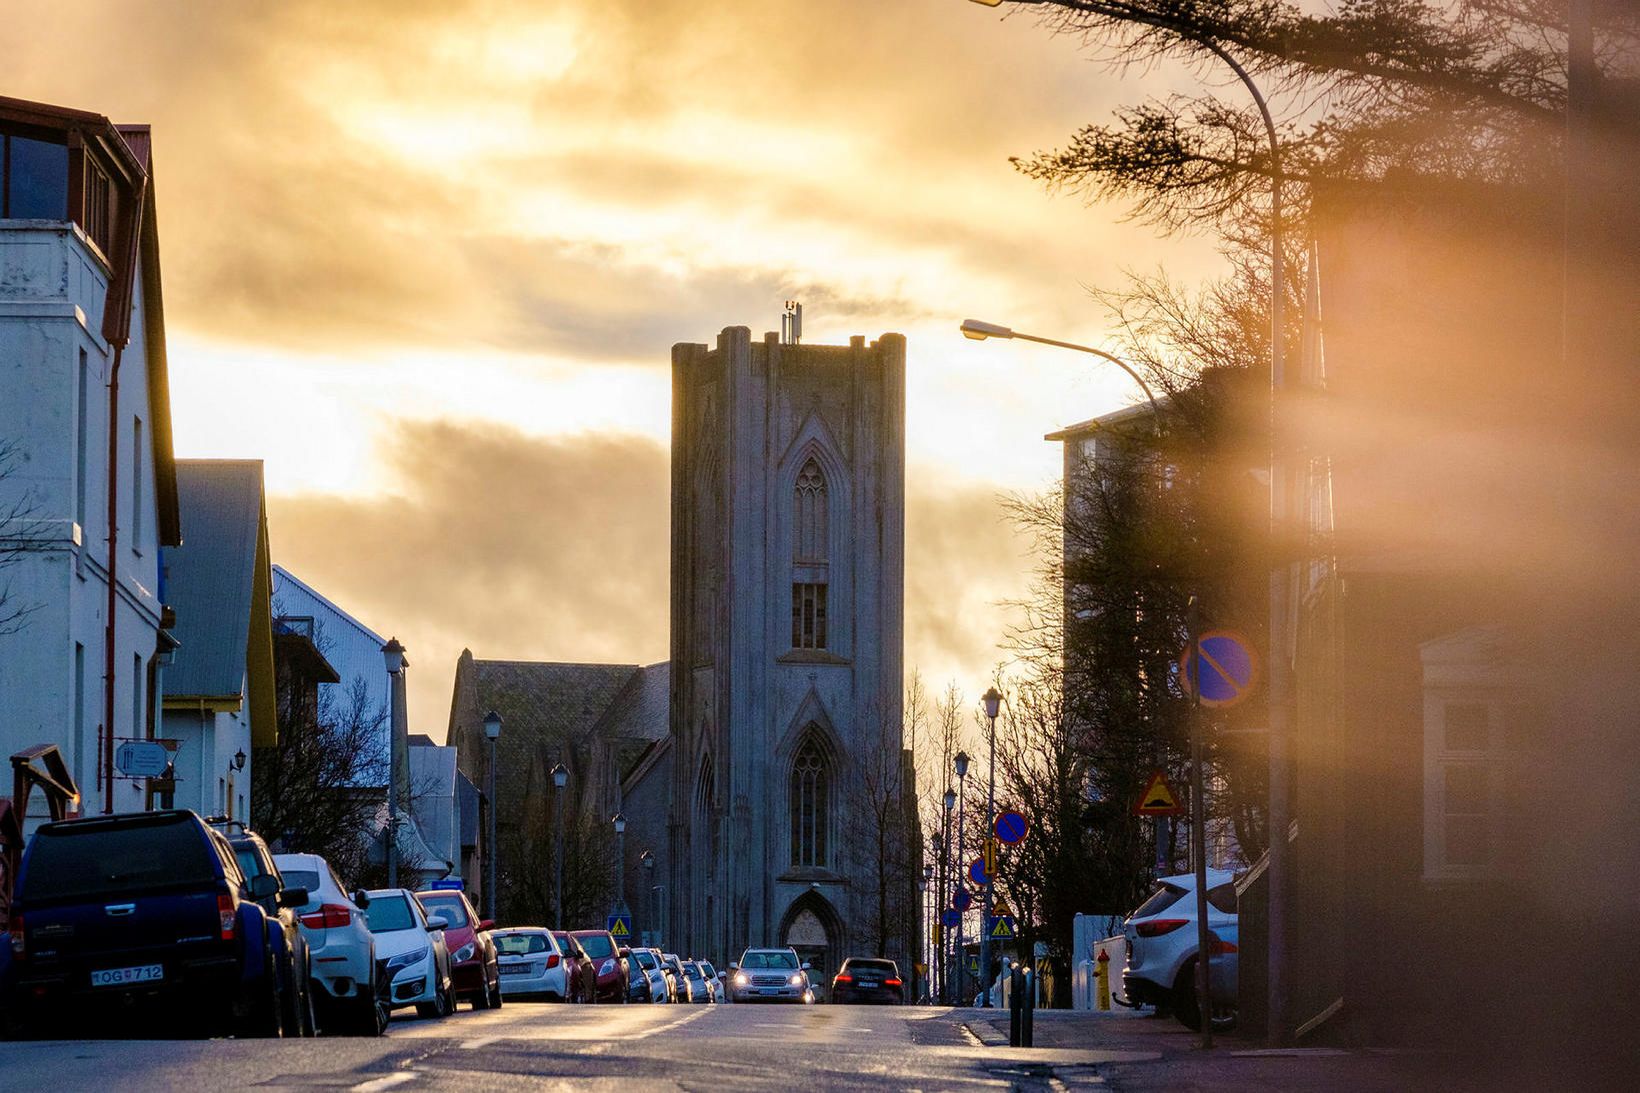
[1,131,69,220]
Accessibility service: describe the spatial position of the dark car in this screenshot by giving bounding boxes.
[830,957,904,1004]
[5,810,303,1038]
[568,929,628,1003]
[221,822,318,1036]
[551,931,597,1003]
[415,889,501,1010]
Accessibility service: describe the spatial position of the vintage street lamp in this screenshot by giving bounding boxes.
[381,638,407,887]
[612,812,628,920]
[980,686,1002,1005]
[552,762,569,927]
[483,710,502,922]
[954,752,971,1005]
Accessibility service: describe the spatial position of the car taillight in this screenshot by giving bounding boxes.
[1210,938,1238,955]
[834,974,853,984]
[300,904,353,930]
[545,952,561,968]
[10,913,23,959]
[884,977,902,987]
[1135,918,1188,937]
[218,892,237,941]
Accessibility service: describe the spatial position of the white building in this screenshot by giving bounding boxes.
[158,460,276,821]
[0,96,180,823]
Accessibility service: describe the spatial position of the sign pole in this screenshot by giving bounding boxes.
[1188,596,1213,1049]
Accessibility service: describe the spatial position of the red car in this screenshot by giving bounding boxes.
[568,930,629,1004]
[415,889,501,1010]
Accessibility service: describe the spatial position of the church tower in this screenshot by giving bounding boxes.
[667,325,909,982]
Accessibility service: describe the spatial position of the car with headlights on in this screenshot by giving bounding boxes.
[415,888,501,1010]
[568,929,627,1003]
[274,852,386,1035]
[362,888,454,1019]
[493,927,569,1001]
[727,947,810,1003]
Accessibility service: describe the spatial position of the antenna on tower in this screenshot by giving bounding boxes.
[781,301,803,345]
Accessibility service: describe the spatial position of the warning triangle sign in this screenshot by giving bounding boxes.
[610,918,631,939]
[992,898,1014,919]
[1132,770,1185,817]
[989,916,1016,940]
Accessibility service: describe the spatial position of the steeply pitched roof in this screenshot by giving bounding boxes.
[163,461,276,743]
[598,662,671,744]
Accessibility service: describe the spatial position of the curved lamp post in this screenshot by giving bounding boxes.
[960,320,1162,418]
[483,710,502,922]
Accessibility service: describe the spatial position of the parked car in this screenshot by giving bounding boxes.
[682,960,717,1003]
[569,929,628,1003]
[274,852,386,1035]
[727,947,810,1003]
[415,889,501,1010]
[362,888,455,1019]
[628,947,670,1002]
[5,810,297,1038]
[1120,869,1237,1025]
[219,822,317,1037]
[1176,923,1239,1032]
[551,931,597,1003]
[493,927,570,1001]
[830,957,904,1004]
[661,952,693,1001]
[698,960,724,1003]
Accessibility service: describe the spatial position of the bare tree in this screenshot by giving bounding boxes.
[847,700,917,958]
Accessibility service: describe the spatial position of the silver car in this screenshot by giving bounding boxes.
[728,947,810,1003]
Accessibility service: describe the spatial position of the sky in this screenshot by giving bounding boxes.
[9,0,1220,732]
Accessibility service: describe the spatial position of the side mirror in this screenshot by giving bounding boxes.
[353,890,371,908]
[727,963,738,971]
[478,919,496,932]
[277,886,310,908]
[249,873,279,901]
[426,914,449,931]
[800,962,812,971]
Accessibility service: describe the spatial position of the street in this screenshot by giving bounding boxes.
[0,1004,1130,1092]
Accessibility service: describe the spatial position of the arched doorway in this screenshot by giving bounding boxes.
[779,890,843,992]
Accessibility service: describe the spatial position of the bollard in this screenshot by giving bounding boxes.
[1021,967,1034,1048]
[1096,948,1111,1011]
[1008,965,1023,1046]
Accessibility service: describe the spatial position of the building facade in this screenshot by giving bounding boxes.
[666,326,911,981]
[0,96,179,823]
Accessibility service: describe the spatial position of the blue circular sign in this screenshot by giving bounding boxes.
[968,857,989,886]
[941,908,961,928]
[953,887,973,912]
[994,810,1028,845]
[1180,630,1260,708]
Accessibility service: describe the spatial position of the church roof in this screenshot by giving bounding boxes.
[473,659,642,749]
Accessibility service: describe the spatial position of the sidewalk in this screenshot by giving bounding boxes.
[949,1007,1517,1092]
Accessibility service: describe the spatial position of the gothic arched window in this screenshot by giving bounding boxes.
[792,457,829,650]
[789,737,830,868]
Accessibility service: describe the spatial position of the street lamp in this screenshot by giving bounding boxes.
[612,812,628,922]
[960,319,1162,419]
[954,752,971,1006]
[979,686,1002,1007]
[552,762,569,927]
[483,710,502,923]
[381,637,406,888]
[941,790,956,1003]
[640,849,657,947]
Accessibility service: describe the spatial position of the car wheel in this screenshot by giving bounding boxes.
[472,984,491,1010]
[488,977,504,1009]
[299,973,319,1037]
[1173,961,1204,1032]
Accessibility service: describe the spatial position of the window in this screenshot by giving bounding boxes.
[1421,629,1511,881]
[81,159,112,254]
[789,737,830,868]
[131,416,143,549]
[790,458,830,650]
[131,652,142,738]
[75,349,89,530]
[1,133,69,220]
[73,642,86,779]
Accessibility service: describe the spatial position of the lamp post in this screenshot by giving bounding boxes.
[954,751,970,1006]
[552,762,569,927]
[381,638,406,888]
[941,791,955,1003]
[483,710,502,923]
[612,812,628,920]
[640,850,656,946]
[963,0,1289,1041]
[979,686,1002,1006]
[960,320,1163,419]
[917,869,930,1003]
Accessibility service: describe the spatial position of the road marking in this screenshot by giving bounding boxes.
[351,1074,417,1092]
[459,1035,500,1050]
[628,1006,710,1039]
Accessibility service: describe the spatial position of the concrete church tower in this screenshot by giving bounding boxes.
[667,325,909,981]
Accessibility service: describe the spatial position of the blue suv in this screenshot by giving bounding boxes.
[5,810,301,1038]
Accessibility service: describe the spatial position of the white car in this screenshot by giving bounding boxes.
[1121,869,1237,1022]
[492,927,571,1001]
[273,852,387,1035]
[628,947,670,1002]
[362,887,456,1018]
[728,947,810,1003]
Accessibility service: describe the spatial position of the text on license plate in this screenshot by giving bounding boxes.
[759,987,781,994]
[91,964,163,987]
[500,964,532,975]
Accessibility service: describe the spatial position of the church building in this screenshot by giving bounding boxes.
[666,326,913,982]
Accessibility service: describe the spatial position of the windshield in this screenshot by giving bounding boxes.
[362,893,418,933]
[418,894,470,928]
[634,950,658,969]
[684,963,704,980]
[495,933,548,955]
[23,816,218,902]
[740,950,799,970]
[577,934,614,959]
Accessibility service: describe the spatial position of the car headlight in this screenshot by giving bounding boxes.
[789,973,804,986]
[386,948,428,972]
[599,958,616,976]
[452,943,476,964]
[733,972,748,986]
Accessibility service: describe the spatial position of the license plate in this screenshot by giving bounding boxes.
[858,980,878,988]
[91,964,163,988]
[759,987,781,995]
[500,964,532,976]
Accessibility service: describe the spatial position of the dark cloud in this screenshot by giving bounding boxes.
[266,418,1034,732]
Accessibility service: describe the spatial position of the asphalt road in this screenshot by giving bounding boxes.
[0,1002,1114,1091]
